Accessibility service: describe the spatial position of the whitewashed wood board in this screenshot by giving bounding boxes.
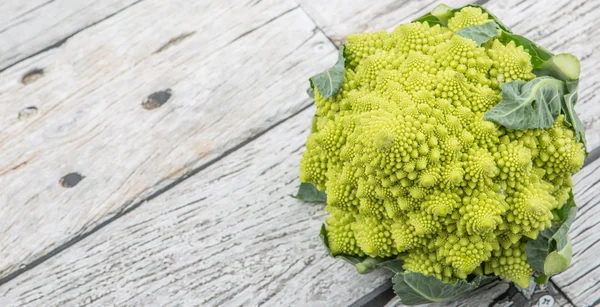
[0,0,598,306]
[0,0,140,71]
[0,0,337,281]
[0,106,393,307]
[297,0,600,152]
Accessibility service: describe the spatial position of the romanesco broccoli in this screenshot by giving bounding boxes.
[298,4,586,298]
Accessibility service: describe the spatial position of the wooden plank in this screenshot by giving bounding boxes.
[551,157,600,307]
[297,0,600,152]
[0,0,337,281]
[0,106,393,306]
[0,0,140,71]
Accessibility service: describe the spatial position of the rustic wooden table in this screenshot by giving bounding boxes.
[0,0,599,306]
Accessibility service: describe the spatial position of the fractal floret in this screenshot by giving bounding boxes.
[296,4,586,303]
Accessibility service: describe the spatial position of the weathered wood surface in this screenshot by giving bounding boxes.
[0,0,599,306]
[0,0,139,71]
[0,0,337,281]
[0,106,393,306]
[298,0,600,152]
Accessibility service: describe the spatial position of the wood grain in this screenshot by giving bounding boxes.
[0,0,337,281]
[0,0,598,306]
[0,106,393,307]
[297,0,600,152]
[0,0,140,71]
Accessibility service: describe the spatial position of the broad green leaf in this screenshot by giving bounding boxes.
[455,22,499,46]
[309,45,345,98]
[526,192,578,276]
[392,272,487,305]
[485,77,565,129]
[525,228,554,273]
[497,31,553,68]
[293,182,326,203]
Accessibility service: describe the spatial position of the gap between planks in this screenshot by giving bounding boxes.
[0,0,143,73]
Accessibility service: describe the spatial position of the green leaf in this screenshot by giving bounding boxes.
[411,4,453,26]
[485,76,566,129]
[430,4,454,26]
[526,192,578,276]
[392,272,487,305]
[526,229,554,273]
[309,45,345,98]
[535,53,581,81]
[455,22,499,46]
[356,257,404,274]
[534,274,549,285]
[562,80,587,144]
[412,13,442,26]
[293,182,326,203]
[497,31,553,68]
[544,238,572,275]
[306,80,315,98]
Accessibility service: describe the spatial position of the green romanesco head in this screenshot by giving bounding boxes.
[299,6,585,288]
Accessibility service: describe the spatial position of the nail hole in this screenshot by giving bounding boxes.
[60,172,84,188]
[142,89,172,110]
[18,106,38,119]
[154,31,196,54]
[22,68,44,85]
[313,42,326,52]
